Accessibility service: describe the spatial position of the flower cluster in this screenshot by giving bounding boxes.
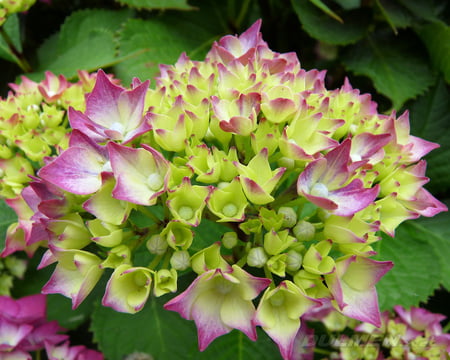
[0,70,101,198]
[0,20,446,360]
[300,304,450,360]
[0,293,103,359]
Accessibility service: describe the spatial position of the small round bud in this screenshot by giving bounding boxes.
[222,232,238,249]
[247,247,268,268]
[178,206,194,221]
[222,203,238,217]
[170,250,191,271]
[146,234,168,255]
[310,182,329,197]
[285,250,303,272]
[147,173,164,191]
[278,207,297,228]
[293,220,315,241]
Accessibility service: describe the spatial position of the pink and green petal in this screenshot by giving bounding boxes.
[102,264,153,314]
[108,142,170,206]
[325,255,393,327]
[41,247,104,309]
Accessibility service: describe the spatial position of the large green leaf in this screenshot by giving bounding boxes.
[377,0,414,29]
[342,35,435,109]
[416,21,450,83]
[114,17,216,83]
[291,0,371,45]
[116,0,195,10]
[91,295,282,360]
[33,9,131,79]
[413,208,450,290]
[396,0,446,22]
[374,221,442,310]
[0,200,17,251]
[408,79,450,194]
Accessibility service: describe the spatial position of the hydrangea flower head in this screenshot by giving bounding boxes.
[0,20,446,360]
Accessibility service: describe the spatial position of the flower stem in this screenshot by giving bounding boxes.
[0,26,32,72]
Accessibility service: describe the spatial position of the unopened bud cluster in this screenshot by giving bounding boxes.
[0,20,446,360]
[301,304,450,360]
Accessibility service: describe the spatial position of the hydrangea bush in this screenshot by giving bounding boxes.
[0,18,448,360]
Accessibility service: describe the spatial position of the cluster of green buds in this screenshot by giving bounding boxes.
[0,255,26,295]
[0,70,99,198]
[0,0,36,25]
[300,304,450,360]
[0,20,446,360]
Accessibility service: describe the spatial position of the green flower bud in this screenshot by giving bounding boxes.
[146,234,168,255]
[247,247,268,268]
[264,229,296,256]
[101,245,132,269]
[170,250,190,271]
[0,273,13,296]
[191,242,230,275]
[259,207,284,231]
[266,254,287,277]
[239,218,262,235]
[410,336,428,354]
[340,339,364,360]
[4,256,27,278]
[278,207,298,228]
[390,344,405,359]
[363,343,380,360]
[161,221,193,250]
[285,249,302,272]
[87,219,123,248]
[47,213,91,249]
[293,220,315,241]
[221,232,238,249]
[153,269,178,297]
[302,240,334,275]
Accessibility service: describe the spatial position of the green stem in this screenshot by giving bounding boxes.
[263,265,275,288]
[0,26,32,72]
[148,254,164,270]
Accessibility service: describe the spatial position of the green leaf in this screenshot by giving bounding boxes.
[191,219,230,252]
[333,0,361,11]
[396,0,446,22]
[374,221,442,310]
[0,200,17,251]
[114,17,216,83]
[0,14,21,63]
[115,0,195,10]
[378,0,414,29]
[291,0,371,45]
[91,295,282,360]
[33,9,131,78]
[413,208,450,290]
[416,21,450,83]
[408,79,450,194]
[308,0,343,23]
[342,35,435,109]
